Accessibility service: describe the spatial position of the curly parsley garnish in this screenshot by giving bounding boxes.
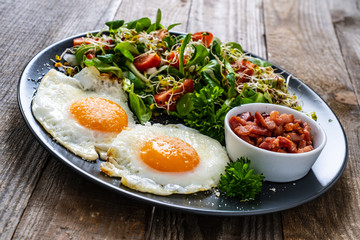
[218,157,264,200]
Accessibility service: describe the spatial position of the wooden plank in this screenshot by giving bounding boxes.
[326,0,360,106]
[263,0,360,239]
[12,159,153,239]
[149,210,282,240]
[187,0,267,58]
[113,0,192,33]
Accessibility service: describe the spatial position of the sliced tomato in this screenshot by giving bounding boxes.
[154,79,194,111]
[133,53,161,72]
[166,51,187,69]
[191,31,214,47]
[156,29,169,40]
[86,53,96,59]
[231,59,256,83]
[73,37,93,47]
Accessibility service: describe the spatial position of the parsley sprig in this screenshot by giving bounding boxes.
[183,85,231,144]
[218,157,264,200]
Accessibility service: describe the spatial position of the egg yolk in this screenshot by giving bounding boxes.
[69,97,128,133]
[140,136,200,172]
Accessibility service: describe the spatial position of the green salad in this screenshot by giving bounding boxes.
[55,9,300,144]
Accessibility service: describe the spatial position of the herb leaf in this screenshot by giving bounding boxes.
[183,85,230,144]
[218,157,264,200]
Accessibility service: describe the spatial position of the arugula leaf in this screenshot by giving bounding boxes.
[218,157,264,200]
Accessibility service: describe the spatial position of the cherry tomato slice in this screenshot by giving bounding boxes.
[231,59,256,83]
[154,79,194,111]
[156,29,169,40]
[191,31,214,47]
[133,53,161,72]
[73,37,93,46]
[166,51,187,69]
[86,53,96,60]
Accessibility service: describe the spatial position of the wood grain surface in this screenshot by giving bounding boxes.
[0,0,359,239]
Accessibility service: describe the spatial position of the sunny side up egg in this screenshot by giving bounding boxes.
[101,124,230,195]
[32,66,135,161]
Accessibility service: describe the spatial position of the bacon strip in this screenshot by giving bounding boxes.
[229,111,314,153]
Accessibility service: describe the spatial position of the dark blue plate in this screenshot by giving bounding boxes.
[18,32,348,216]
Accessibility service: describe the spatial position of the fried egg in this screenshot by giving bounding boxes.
[101,124,229,195]
[32,66,135,161]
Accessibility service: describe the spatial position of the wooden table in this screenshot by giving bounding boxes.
[1,0,359,239]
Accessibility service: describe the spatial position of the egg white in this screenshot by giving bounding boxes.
[32,66,135,161]
[101,123,229,195]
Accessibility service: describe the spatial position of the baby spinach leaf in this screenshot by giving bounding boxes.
[124,60,150,84]
[84,58,122,78]
[186,44,209,66]
[129,91,152,124]
[224,60,237,98]
[200,71,220,88]
[126,17,151,31]
[105,20,124,33]
[155,8,161,29]
[240,87,267,104]
[176,93,193,117]
[209,38,222,59]
[163,35,177,50]
[126,70,146,89]
[114,42,140,62]
[248,57,272,67]
[225,42,243,53]
[97,54,114,64]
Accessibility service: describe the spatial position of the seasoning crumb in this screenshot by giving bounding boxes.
[269,187,276,192]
